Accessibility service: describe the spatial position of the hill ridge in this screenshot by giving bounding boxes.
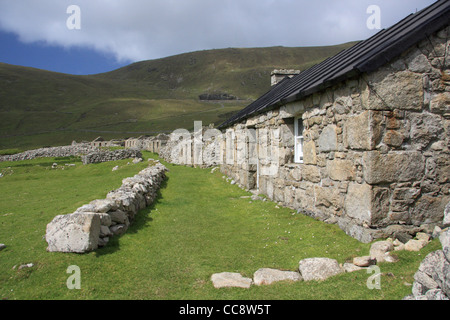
[0,43,357,150]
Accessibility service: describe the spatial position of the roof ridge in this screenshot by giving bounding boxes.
[219,0,450,129]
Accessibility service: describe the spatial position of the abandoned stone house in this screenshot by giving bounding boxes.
[91,136,107,148]
[125,134,170,153]
[216,0,450,242]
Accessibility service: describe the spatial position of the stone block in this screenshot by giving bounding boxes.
[361,70,423,111]
[294,186,315,212]
[318,125,337,152]
[430,92,450,115]
[279,101,305,118]
[344,183,371,224]
[344,111,382,151]
[406,52,432,73]
[344,183,389,226]
[314,186,342,209]
[302,165,321,183]
[303,140,317,165]
[362,151,425,184]
[370,240,394,262]
[383,130,405,148]
[211,272,253,289]
[410,195,449,226]
[298,258,343,281]
[253,268,302,286]
[326,159,355,181]
[408,112,444,150]
[46,213,100,253]
[353,256,377,267]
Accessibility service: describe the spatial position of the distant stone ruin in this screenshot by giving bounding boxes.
[0,142,98,162]
[81,148,142,164]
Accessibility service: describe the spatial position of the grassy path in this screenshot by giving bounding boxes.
[0,153,440,300]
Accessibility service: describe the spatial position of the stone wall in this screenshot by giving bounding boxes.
[81,148,142,164]
[45,162,168,253]
[220,26,450,242]
[0,142,99,162]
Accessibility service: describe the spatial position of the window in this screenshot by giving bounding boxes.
[294,116,304,163]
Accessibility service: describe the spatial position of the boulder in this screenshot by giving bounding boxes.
[342,263,364,273]
[370,240,394,262]
[298,257,343,281]
[411,250,450,299]
[404,239,428,252]
[404,206,450,300]
[353,256,376,267]
[444,202,450,226]
[253,268,302,286]
[46,213,100,253]
[439,229,450,263]
[211,272,253,289]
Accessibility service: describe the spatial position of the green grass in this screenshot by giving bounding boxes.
[0,152,441,300]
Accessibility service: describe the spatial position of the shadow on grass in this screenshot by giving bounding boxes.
[94,176,169,257]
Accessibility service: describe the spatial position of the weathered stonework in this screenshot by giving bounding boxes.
[156,24,449,243]
[219,26,450,242]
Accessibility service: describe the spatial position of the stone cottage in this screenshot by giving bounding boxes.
[91,136,107,148]
[218,0,450,242]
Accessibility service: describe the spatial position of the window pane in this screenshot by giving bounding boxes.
[297,118,304,137]
[294,116,304,163]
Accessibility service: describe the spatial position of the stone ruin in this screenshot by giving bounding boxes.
[81,148,142,164]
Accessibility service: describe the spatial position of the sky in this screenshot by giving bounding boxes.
[0,0,437,75]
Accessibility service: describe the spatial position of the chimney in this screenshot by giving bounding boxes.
[271,69,301,86]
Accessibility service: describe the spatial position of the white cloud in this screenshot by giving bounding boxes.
[0,0,436,63]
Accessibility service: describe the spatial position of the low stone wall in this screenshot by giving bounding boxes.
[45,162,168,253]
[81,148,142,164]
[0,143,99,162]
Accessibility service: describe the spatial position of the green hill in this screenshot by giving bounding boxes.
[0,43,356,150]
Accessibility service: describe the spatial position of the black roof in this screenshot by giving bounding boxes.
[219,0,450,129]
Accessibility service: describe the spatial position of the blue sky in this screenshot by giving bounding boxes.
[0,0,437,75]
[0,30,124,75]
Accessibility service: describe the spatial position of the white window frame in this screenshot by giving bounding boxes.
[294,116,304,163]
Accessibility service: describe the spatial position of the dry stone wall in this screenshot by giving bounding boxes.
[45,162,168,253]
[81,148,142,164]
[220,26,450,243]
[0,142,99,162]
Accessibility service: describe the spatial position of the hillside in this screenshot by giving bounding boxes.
[0,43,356,150]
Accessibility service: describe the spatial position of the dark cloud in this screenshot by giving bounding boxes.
[0,0,436,63]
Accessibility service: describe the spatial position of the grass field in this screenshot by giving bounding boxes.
[0,152,440,300]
